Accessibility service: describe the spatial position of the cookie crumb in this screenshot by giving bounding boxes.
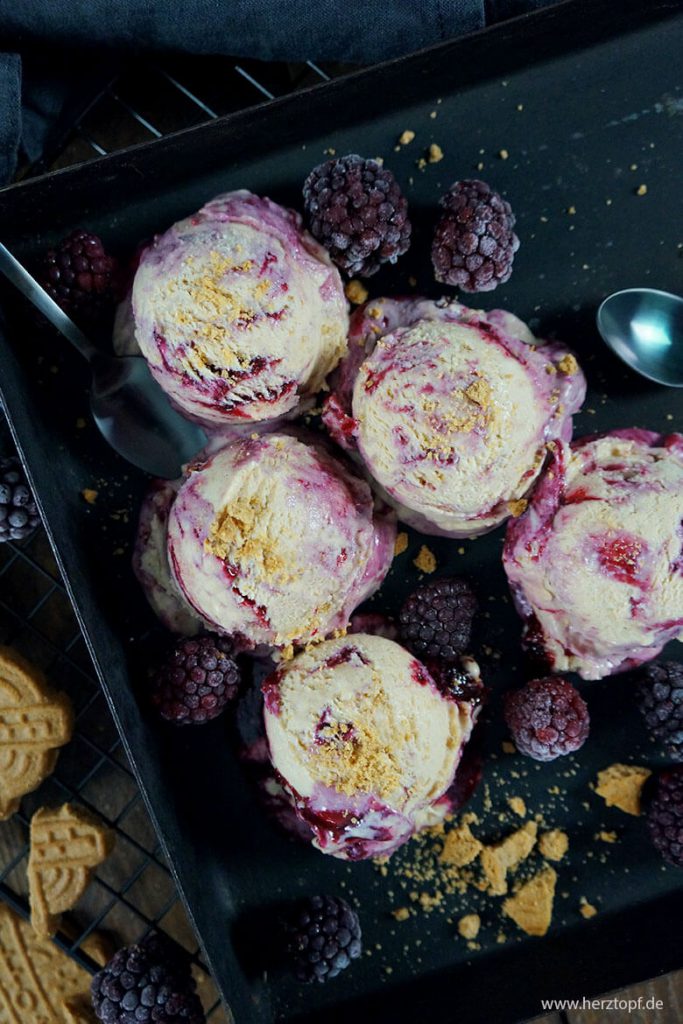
[595,764,651,816]
[458,914,481,940]
[596,830,618,844]
[416,157,427,171]
[567,205,576,215]
[635,184,648,196]
[394,532,409,556]
[503,866,557,937]
[498,149,509,160]
[481,821,538,895]
[345,279,369,305]
[398,130,416,145]
[392,907,410,922]
[413,545,437,574]
[502,741,516,754]
[81,489,98,505]
[558,353,579,375]
[428,143,444,164]
[440,822,483,868]
[507,796,526,818]
[579,900,598,919]
[507,499,527,518]
[538,829,569,862]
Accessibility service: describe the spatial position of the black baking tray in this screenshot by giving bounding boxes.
[1,1,683,1020]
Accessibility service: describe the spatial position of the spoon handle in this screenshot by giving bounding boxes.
[0,241,100,363]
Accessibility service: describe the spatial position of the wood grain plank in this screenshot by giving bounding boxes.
[566,970,683,1024]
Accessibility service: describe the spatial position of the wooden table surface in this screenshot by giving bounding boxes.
[3,53,682,1024]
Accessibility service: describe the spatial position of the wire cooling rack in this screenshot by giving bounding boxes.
[0,53,343,1022]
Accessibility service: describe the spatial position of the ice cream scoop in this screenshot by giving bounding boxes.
[132,190,348,426]
[167,433,395,652]
[263,634,480,860]
[504,429,683,680]
[322,297,585,538]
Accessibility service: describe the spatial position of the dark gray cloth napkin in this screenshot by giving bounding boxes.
[0,0,559,184]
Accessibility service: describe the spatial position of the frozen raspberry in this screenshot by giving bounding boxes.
[646,768,683,866]
[303,154,411,277]
[432,179,519,292]
[91,932,204,1024]
[38,229,120,326]
[504,676,589,761]
[283,895,362,984]
[637,661,683,761]
[399,577,477,662]
[151,635,241,725]
[0,456,40,543]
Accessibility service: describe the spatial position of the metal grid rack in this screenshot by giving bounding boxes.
[0,53,342,1021]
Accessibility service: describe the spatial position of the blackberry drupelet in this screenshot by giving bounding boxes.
[303,154,411,277]
[504,676,589,762]
[91,933,204,1024]
[637,661,683,761]
[432,179,519,292]
[38,229,120,326]
[646,768,683,866]
[0,456,40,543]
[399,577,477,662]
[283,894,362,983]
[151,635,241,725]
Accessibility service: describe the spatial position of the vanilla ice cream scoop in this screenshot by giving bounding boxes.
[322,297,585,537]
[263,634,478,859]
[504,429,683,680]
[167,434,395,651]
[132,190,348,426]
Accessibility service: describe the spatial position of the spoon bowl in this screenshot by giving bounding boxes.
[597,287,683,388]
[90,352,207,479]
[0,241,206,478]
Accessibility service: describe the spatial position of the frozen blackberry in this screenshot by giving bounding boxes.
[91,932,204,1024]
[432,179,519,292]
[646,768,683,866]
[283,895,362,984]
[0,456,40,543]
[303,154,411,277]
[151,635,241,725]
[399,577,477,662]
[504,676,589,762]
[637,661,683,761]
[38,229,120,326]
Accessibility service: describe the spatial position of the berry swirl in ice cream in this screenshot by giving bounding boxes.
[263,634,479,860]
[166,434,395,651]
[132,190,348,426]
[503,429,683,680]
[322,297,585,538]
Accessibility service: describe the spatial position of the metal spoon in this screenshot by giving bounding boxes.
[0,241,206,478]
[597,287,683,388]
